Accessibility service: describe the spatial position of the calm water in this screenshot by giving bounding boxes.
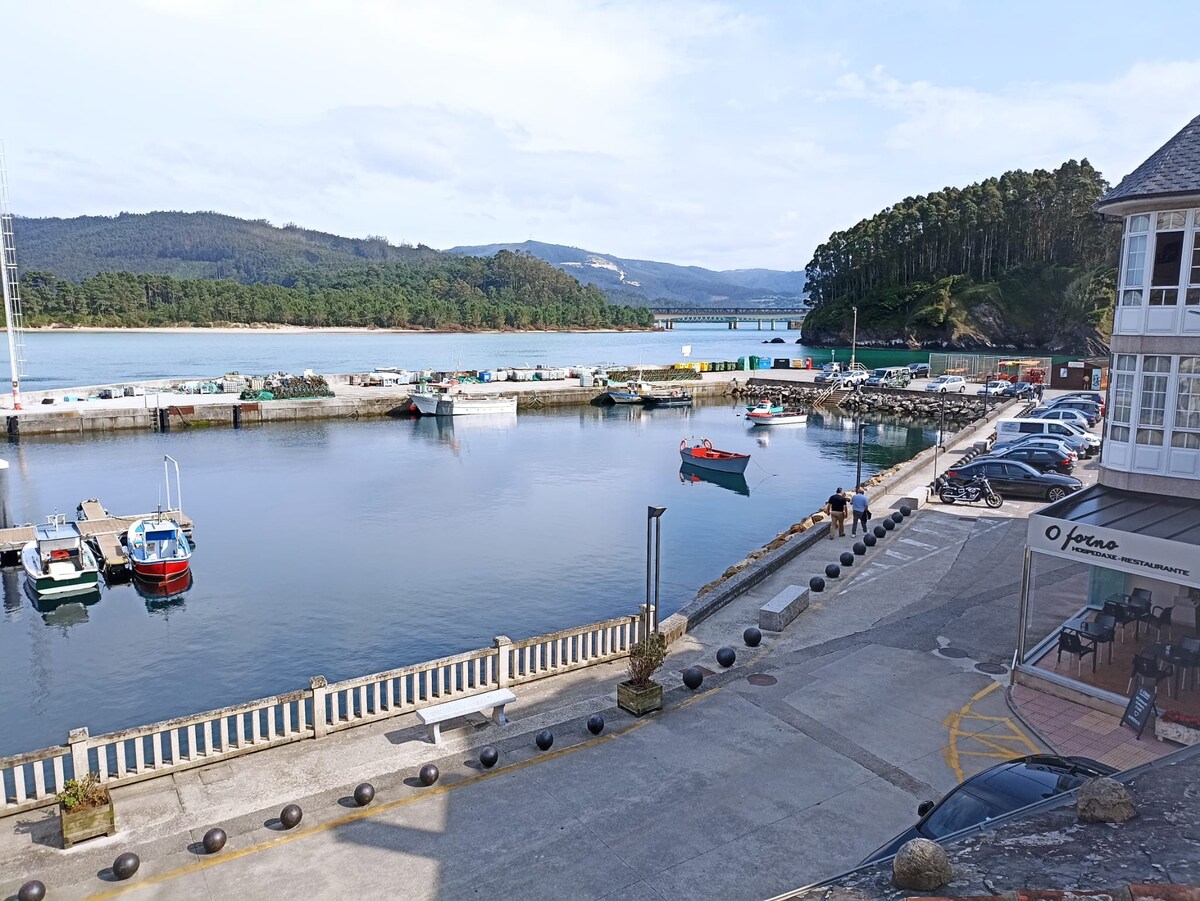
[0,401,935,754]
[4,325,929,390]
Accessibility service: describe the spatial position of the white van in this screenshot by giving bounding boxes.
[995,418,1101,456]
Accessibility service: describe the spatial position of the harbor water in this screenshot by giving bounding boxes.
[0,398,936,755]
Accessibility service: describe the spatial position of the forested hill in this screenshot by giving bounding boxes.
[801,160,1120,353]
[448,240,806,306]
[14,211,441,284]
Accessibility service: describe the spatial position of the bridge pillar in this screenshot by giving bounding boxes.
[757,320,763,330]
[771,320,776,330]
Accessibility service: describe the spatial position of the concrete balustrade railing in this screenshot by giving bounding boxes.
[1,613,644,818]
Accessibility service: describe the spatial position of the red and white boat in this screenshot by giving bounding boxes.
[679,437,751,474]
[127,514,192,581]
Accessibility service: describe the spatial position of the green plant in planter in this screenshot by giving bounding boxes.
[627,632,668,687]
[57,773,108,811]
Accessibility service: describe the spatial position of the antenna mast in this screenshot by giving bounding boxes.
[0,141,28,410]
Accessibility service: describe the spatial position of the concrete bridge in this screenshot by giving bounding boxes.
[650,307,807,330]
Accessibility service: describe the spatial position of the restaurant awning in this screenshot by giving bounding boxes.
[1028,484,1200,588]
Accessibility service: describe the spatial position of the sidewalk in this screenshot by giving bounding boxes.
[0,410,1108,901]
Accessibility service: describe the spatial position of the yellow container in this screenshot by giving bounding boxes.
[700,361,711,372]
[791,359,805,368]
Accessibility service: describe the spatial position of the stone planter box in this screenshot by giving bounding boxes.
[617,680,663,716]
[1155,718,1200,746]
[61,795,116,848]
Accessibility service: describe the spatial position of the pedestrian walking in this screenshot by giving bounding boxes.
[824,487,848,539]
[850,487,870,536]
[1034,382,1044,402]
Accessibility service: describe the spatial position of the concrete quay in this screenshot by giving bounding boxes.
[3,409,1131,901]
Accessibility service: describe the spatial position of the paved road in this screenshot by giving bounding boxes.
[3,421,1101,901]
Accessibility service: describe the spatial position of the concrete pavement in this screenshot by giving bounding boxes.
[3,412,1089,900]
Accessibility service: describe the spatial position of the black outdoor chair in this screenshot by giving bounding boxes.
[1102,600,1137,642]
[1178,636,1200,692]
[1142,605,1174,642]
[1092,614,1117,663]
[1127,652,1174,698]
[1056,630,1095,675]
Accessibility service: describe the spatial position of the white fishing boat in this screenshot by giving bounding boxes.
[746,406,808,426]
[21,516,101,598]
[410,388,517,416]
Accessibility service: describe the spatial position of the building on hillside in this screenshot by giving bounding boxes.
[1012,114,1200,721]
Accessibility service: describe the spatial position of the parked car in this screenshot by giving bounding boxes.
[943,459,1083,501]
[832,369,869,386]
[907,362,931,378]
[926,375,967,393]
[860,755,1115,865]
[1028,407,1097,428]
[977,381,1009,396]
[996,417,1100,457]
[866,366,912,387]
[1001,381,1035,398]
[1055,391,1105,409]
[990,435,1079,461]
[1043,399,1103,422]
[980,445,1076,474]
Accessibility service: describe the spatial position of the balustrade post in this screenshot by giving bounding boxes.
[494,635,512,688]
[68,727,90,779]
[309,676,328,740]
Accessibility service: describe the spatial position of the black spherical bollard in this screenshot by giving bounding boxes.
[112,852,141,881]
[353,783,376,807]
[809,575,825,592]
[716,647,736,668]
[824,563,841,579]
[17,881,46,901]
[202,827,227,854]
[852,541,867,555]
[873,525,887,538]
[863,532,877,547]
[587,714,605,734]
[535,730,554,751]
[279,804,303,830]
[743,626,762,647]
[682,666,704,689]
[479,746,499,768]
[418,764,440,786]
[883,518,896,531]
[899,504,912,517]
[891,511,904,524]
[839,551,854,566]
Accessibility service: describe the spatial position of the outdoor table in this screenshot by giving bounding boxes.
[1148,642,1193,698]
[1105,592,1151,638]
[1064,616,1115,671]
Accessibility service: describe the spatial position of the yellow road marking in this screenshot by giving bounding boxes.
[942,681,1040,783]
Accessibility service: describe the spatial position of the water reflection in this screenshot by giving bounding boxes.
[27,580,102,630]
[136,571,194,615]
[679,463,750,497]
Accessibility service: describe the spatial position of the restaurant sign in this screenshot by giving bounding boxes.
[1028,513,1200,588]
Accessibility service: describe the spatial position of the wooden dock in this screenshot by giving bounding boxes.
[0,501,194,575]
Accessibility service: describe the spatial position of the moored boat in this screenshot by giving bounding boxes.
[21,516,101,598]
[411,388,517,416]
[746,401,784,414]
[642,389,693,408]
[127,514,193,581]
[604,380,653,404]
[678,438,750,474]
[746,407,808,426]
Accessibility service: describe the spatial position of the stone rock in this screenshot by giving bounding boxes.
[891,838,952,890]
[1076,777,1137,823]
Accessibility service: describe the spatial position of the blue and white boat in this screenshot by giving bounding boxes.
[604,380,653,404]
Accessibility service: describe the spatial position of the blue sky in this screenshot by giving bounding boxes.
[5,1,1200,270]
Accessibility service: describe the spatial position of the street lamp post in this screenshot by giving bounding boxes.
[850,306,858,371]
[645,506,666,634]
[931,393,947,485]
[855,419,867,489]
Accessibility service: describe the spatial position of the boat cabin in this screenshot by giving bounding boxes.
[33,521,87,574]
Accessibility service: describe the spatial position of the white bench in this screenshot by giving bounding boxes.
[416,688,517,746]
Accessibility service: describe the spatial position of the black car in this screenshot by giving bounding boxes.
[981,445,1075,474]
[944,459,1082,502]
[907,362,931,378]
[861,755,1115,864]
[1001,381,1034,398]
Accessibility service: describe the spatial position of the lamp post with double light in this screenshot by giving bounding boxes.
[645,506,666,634]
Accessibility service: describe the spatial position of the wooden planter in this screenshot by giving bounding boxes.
[61,795,116,848]
[1155,718,1200,747]
[617,680,663,716]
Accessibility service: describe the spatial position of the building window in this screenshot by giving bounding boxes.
[1123,233,1147,289]
[1109,371,1134,442]
[1190,231,1200,289]
[1150,220,1185,305]
[1157,210,1187,230]
[1174,357,1200,449]
[1135,355,1170,446]
[1128,214,1151,233]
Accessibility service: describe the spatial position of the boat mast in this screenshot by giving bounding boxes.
[0,143,28,410]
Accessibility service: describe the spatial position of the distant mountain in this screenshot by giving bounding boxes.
[13,211,440,284]
[446,240,806,307]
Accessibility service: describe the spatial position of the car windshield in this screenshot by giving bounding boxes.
[921,790,1002,839]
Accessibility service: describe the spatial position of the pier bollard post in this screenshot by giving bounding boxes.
[308,677,329,740]
[68,727,90,779]
[493,636,512,688]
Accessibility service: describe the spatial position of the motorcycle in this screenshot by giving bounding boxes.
[938,475,1003,508]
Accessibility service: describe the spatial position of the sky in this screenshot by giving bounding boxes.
[4,0,1200,271]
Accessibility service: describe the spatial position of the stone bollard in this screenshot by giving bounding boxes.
[1076,777,1137,823]
[891,838,952,891]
